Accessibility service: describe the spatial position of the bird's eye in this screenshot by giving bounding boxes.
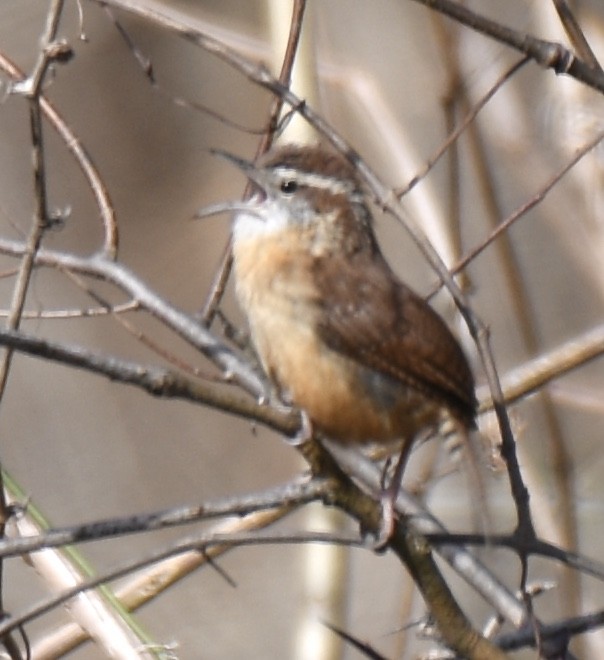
[280,180,298,194]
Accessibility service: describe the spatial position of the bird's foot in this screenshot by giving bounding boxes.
[288,409,313,446]
[372,442,412,550]
[372,489,398,551]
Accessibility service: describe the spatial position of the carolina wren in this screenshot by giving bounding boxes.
[217,144,476,453]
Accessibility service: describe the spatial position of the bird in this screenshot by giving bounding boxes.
[208,144,476,539]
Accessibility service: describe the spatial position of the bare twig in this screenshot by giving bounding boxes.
[0,301,138,320]
[60,267,220,380]
[483,324,604,409]
[410,0,604,92]
[0,4,70,657]
[0,239,266,396]
[449,128,604,279]
[0,53,118,258]
[325,440,528,628]
[551,0,603,73]
[0,0,70,396]
[0,527,365,640]
[426,531,604,582]
[494,609,604,652]
[0,477,325,559]
[103,6,275,134]
[200,0,308,325]
[431,14,581,617]
[0,325,299,436]
[396,56,530,197]
[29,506,300,657]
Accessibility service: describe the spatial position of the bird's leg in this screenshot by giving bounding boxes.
[374,440,413,550]
[380,456,394,490]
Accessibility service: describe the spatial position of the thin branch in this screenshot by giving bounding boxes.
[0,528,365,639]
[0,325,299,436]
[450,128,604,280]
[425,532,604,582]
[0,300,138,320]
[410,0,604,93]
[295,439,506,659]
[0,52,118,259]
[103,5,275,134]
[0,477,324,559]
[60,267,219,380]
[551,0,603,73]
[0,240,266,396]
[396,55,530,197]
[325,440,528,628]
[200,0,308,325]
[29,506,297,657]
[322,621,387,660]
[495,609,604,652]
[481,323,604,409]
[0,4,70,657]
[0,0,70,397]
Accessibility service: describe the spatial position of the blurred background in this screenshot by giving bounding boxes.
[0,1,603,657]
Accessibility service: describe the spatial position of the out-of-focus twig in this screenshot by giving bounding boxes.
[0,53,118,258]
[449,128,604,279]
[551,0,603,73]
[409,0,604,92]
[200,0,308,325]
[479,324,604,409]
[396,56,530,197]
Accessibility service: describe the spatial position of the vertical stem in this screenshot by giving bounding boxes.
[0,3,66,656]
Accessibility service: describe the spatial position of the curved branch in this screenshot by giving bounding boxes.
[0,52,118,259]
[0,239,266,396]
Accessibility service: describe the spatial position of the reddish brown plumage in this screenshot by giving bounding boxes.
[230,144,476,447]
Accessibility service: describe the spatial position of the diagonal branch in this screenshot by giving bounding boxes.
[0,325,299,436]
[0,239,266,396]
[410,0,604,92]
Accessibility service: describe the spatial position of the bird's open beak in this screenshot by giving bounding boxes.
[195,150,267,220]
[211,149,268,197]
[194,200,256,219]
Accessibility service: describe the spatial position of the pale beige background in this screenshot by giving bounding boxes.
[0,1,603,658]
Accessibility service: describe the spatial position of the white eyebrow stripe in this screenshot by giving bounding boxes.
[272,167,355,194]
